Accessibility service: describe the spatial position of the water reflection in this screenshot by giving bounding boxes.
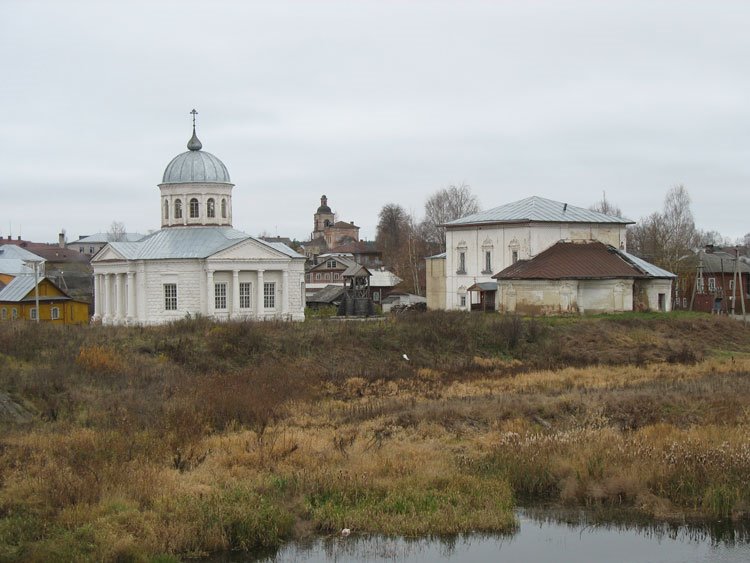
[210,508,750,562]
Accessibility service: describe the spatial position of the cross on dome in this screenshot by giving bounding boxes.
[187,108,202,151]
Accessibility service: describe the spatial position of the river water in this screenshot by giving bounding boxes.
[214,508,750,562]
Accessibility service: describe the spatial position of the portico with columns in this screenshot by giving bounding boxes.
[92,111,306,325]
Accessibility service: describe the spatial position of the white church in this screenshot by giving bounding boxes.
[92,114,306,325]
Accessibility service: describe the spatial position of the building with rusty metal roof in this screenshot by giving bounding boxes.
[491,241,674,314]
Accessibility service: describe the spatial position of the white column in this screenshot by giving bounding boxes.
[103,274,111,323]
[207,269,215,317]
[282,270,289,316]
[93,274,102,320]
[115,273,125,324]
[127,271,136,323]
[232,269,240,318]
[256,269,265,319]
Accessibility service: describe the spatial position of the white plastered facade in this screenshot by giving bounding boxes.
[91,128,306,325]
[443,222,628,311]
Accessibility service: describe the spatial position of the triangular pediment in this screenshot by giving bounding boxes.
[209,238,290,261]
[91,245,128,262]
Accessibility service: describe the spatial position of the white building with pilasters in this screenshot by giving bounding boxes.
[92,119,305,325]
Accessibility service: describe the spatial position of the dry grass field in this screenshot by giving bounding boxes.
[0,311,749,561]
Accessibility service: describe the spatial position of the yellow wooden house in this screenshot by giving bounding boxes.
[0,275,90,324]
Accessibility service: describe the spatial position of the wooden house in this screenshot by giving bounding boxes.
[0,276,89,324]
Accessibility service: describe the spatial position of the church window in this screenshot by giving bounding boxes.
[512,250,519,264]
[264,282,276,309]
[239,282,252,309]
[190,198,199,218]
[207,198,215,218]
[324,219,331,227]
[164,200,169,220]
[175,199,183,219]
[460,295,467,307]
[214,282,227,310]
[51,307,60,320]
[221,199,227,218]
[457,251,466,274]
[483,251,492,274]
[164,284,177,310]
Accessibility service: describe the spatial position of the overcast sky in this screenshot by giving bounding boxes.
[2,0,749,244]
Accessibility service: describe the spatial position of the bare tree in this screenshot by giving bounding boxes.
[422,183,480,248]
[627,185,699,272]
[107,221,127,242]
[590,191,623,218]
[376,204,429,294]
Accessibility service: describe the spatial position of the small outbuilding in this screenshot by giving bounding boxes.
[492,240,675,314]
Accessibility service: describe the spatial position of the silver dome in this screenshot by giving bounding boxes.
[162,150,231,184]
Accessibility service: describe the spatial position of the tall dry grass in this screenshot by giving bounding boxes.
[1,312,750,560]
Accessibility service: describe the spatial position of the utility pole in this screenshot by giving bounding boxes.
[689,251,703,311]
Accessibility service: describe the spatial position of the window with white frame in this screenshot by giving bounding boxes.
[264,282,276,309]
[460,295,467,307]
[239,282,252,309]
[214,282,227,310]
[30,308,37,320]
[484,250,492,273]
[51,307,60,320]
[326,259,337,268]
[11,308,18,319]
[0,308,6,320]
[457,251,466,274]
[164,283,178,310]
[708,278,716,291]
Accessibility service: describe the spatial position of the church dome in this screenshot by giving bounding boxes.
[161,129,231,184]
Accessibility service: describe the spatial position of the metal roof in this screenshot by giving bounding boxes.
[73,232,146,244]
[0,245,45,262]
[102,227,302,261]
[370,269,402,287]
[493,241,662,280]
[445,196,633,227]
[162,150,231,184]
[618,250,676,278]
[468,281,498,291]
[0,259,34,276]
[0,275,38,302]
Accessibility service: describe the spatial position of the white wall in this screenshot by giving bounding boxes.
[442,222,628,310]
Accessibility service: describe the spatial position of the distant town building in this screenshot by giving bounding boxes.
[68,232,146,257]
[304,195,361,258]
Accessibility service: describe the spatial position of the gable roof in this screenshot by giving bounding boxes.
[94,227,303,261]
[445,196,633,227]
[0,276,72,302]
[307,255,357,272]
[493,241,674,280]
[307,284,346,304]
